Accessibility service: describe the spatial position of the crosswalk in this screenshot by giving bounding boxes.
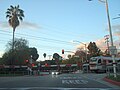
[60,76,88,85]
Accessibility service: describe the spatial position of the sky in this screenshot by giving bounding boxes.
[0,0,120,61]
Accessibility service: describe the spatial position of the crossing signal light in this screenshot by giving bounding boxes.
[32,63,35,67]
[25,60,29,63]
[45,63,49,67]
[25,60,29,64]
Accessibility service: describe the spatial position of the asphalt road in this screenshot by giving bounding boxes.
[0,73,119,90]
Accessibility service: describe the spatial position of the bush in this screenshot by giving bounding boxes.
[107,75,120,82]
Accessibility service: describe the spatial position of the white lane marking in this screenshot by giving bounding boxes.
[62,80,70,84]
[60,76,88,85]
[60,76,82,79]
[62,79,88,84]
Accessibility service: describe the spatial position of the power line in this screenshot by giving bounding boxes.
[0,30,73,45]
[38,23,81,37]
[0,30,75,51]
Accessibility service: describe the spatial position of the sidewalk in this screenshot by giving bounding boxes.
[103,77,120,87]
[80,73,120,88]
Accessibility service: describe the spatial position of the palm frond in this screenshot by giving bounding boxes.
[20,9,24,12]
[6,11,11,14]
[10,5,14,9]
[19,16,23,21]
[20,13,24,17]
[6,14,11,18]
[19,9,24,13]
[7,8,12,11]
[17,5,19,9]
[6,5,24,28]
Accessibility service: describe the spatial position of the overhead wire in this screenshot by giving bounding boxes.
[38,23,81,37]
[0,30,75,50]
[0,30,73,45]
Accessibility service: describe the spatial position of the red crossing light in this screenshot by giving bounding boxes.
[45,63,48,67]
[32,63,35,67]
[25,60,29,63]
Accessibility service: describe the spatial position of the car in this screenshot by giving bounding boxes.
[51,71,60,75]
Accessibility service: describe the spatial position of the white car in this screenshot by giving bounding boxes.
[51,71,59,75]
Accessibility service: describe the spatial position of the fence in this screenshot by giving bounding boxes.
[106,64,120,76]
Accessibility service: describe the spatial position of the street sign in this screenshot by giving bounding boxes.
[109,46,117,55]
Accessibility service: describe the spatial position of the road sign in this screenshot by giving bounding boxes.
[109,46,117,55]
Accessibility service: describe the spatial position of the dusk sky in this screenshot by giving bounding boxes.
[0,0,120,61]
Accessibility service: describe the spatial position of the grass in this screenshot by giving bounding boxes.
[107,75,120,82]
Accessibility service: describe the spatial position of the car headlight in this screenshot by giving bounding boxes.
[56,72,59,75]
[52,72,55,75]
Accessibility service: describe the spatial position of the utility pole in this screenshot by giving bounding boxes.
[104,35,110,54]
[89,0,117,78]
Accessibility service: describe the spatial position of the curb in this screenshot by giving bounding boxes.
[103,77,120,87]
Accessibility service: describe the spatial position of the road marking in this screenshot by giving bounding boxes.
[60,76,88,85]
[62,79,88,84]
[60,76,82,79]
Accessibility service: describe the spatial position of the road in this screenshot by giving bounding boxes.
[0,73,119,90]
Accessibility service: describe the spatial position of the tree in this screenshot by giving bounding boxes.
[53,53,60,71]
[87,42,102,57]
[53,53,60,61]
[2,38,29,65]
[43,53,46,59]
[2,39,39,65]
[75,49,86,63]
[62,55,80,64]
[6,5,24,50]
[29,47,39,61]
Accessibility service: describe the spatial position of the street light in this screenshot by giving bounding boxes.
[72,40,87,62]
[89,0,117,77]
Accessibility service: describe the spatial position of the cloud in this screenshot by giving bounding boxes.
[0,51,4,58]
[76,44,85,50]
[75,39,107,51]
[112,24,120,31]
[0,22,9,29]
[74,24,120,53]
[0,21,41,30]
[96,38,107,51]
[75,38,120,53]
[112,24,120,37]
[75,38,113,52]
[20,22,41,30]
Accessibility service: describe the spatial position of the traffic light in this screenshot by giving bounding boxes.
[62,49,64,54]
[32,63,35,67]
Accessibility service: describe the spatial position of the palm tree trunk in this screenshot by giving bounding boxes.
[12,28,15,65]
[12,28,15,50]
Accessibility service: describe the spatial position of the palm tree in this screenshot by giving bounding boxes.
[6,5,24,50]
